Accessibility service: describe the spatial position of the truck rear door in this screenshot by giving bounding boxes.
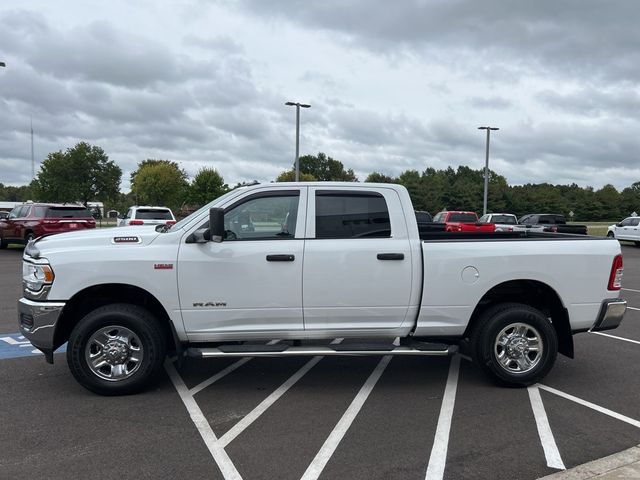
[302,187,413,331]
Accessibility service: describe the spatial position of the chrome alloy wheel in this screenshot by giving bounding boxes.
[494,322,543,374]
[84,326,144,381]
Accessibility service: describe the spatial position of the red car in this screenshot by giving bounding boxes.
[0,203,96,248]
[432,210,496,232]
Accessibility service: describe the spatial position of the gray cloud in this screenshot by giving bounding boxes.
[235,0,640,84]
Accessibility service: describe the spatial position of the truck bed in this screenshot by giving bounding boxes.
[419,230,606,241]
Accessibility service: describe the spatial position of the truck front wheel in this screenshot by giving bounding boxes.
[67,304,166,395]
[472,303,558,387]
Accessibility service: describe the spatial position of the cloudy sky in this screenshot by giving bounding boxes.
[1,0,639,191]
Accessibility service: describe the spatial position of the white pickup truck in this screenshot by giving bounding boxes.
[18,182,626,395]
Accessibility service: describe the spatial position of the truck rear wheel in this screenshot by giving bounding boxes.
[67,304,166,395]
[471,303,558,387]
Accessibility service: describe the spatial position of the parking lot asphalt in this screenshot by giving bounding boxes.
[1,243,639,479]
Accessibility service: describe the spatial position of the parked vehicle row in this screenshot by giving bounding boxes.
[0,203,96,248]
[417,211,589,235]
[519,214,588,235]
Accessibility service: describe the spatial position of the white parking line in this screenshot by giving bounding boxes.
[189,340,280,396]
[218,338,344,448]
[622,288,640,293]
[591,331,640,345]
[538,384,640,429]
[300,339,398,480]
[626,306,640,311]
[425,355,461,480]
[164,359,242,480]
[528,385,565,470]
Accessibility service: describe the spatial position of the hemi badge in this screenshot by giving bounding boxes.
[154,263,173,270]
[113,236,140,243]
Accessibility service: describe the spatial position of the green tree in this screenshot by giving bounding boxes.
[32,142,121,204]
[297,152,357,181]
[188,168,229,207]
[620,182,640,217]
[0,183,32,201]
[275,170,317,182]
[130,159,186,186]
[130,159,188,210]
[365,172,396,183]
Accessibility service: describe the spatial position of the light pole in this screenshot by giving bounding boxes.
[478,126,499,215]
[285,101,311,182]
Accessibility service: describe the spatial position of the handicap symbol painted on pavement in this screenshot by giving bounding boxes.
[0,333,66,360]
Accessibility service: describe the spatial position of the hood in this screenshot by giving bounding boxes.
[26,226,162,259]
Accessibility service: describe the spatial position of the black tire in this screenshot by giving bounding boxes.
[607,232,614,238]
[24,231,36,243]
[635,241,640,247]
[471,303,558,387]
[67,304,166,395]
[0,235,7,249]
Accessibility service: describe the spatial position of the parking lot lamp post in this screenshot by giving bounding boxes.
[478,126,499,215]
[285,102,311,182]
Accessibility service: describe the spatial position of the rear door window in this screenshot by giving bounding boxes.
[134,209,173,220]
[491,215,516,224]
[46,207,92,218]
[449,213,477,222]
[315,192,391,239]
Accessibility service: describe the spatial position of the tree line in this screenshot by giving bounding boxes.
[1,142,638,221]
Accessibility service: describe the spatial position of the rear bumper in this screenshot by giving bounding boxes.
[590,299,627,332]
[17,298,65,363]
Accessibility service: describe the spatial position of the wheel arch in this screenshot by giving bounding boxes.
[464,279,573,358]
[54,283,181,355]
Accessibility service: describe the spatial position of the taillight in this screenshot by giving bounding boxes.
[166,220,176,225]
[129,220,144,225]
[456,225,462,232]
[608,254,623,290]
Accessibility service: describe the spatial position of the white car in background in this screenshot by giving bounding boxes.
[608,216,640,245]
[478,213,526,232]
[118,206,176,227]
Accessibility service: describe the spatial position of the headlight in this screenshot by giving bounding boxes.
[22,262,54,292]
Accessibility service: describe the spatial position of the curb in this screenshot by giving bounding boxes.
[539,445,640,479]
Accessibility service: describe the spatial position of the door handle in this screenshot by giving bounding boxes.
[266,254,295,262]
[377,253,404,260]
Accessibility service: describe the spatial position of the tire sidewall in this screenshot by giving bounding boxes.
[477,304,558,387]
[67,304,165,395]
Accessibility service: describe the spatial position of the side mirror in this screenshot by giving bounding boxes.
[209,207,224,243]
[616,223,622,227]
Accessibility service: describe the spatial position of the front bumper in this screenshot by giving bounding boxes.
[591,299,627,332]
[18,298,65,363]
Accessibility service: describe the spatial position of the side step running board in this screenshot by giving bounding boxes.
[187,344,458,358]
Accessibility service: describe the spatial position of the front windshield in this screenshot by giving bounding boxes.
[168,189,242,231]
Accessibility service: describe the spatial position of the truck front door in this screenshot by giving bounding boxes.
[302,187,414,331]
[178,188,307,339]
